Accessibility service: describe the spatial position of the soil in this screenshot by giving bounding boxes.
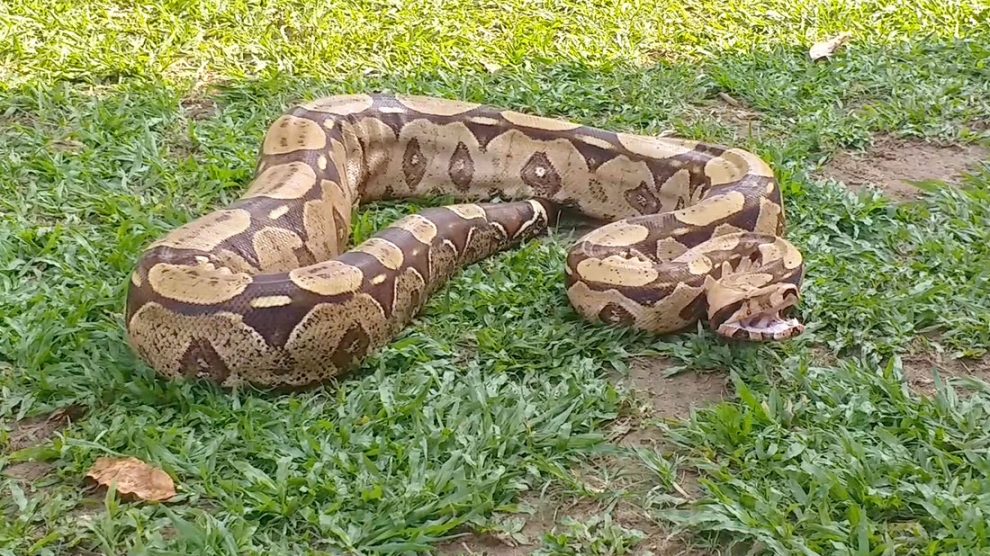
[821,136,988,202]
[687,95,765,141]
[435,494,703,556]
[435,356,725,555]
[622,358,730,423]
[902,353,990,397]
[709,94,764,140]
[2,404,86,485]
[3,461,55,483]
[180,97,219,120]
[4,404,86,454]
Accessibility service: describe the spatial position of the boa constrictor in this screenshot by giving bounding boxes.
[125,94,805,389]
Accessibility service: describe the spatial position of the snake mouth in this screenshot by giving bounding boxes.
[712,288,805,342]
[718,312,805,341]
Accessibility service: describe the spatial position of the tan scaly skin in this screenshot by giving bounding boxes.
[125,94,805,389]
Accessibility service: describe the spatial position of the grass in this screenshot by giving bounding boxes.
[2,0,990,554]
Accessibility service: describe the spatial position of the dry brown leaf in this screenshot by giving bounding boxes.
[809,32,852,61]
[85,457,176,502]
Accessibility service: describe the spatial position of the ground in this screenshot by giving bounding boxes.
[821,136,988,203]
[3,1,990,555]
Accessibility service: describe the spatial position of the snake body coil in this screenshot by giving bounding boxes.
[125,94,805,388]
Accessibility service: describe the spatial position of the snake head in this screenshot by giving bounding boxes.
[705,274,804,342]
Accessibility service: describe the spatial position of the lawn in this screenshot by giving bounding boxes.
[2,0,990,554]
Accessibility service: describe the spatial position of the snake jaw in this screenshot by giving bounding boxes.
[716,303,805,341]
[707,279,805,342]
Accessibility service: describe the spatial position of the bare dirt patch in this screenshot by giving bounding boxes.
[821,136,988,202]
[710,94,763,140]
[608,357,725,502]
[3,461,56,483]
[435,495,702,556]
[0,112,40,129]
[437,533,530,556]
[809,346,838,368]
[682,94,765,141]
[622,358,730,423]
[4,404,86,454]
[51,138,85,154]
[180,97,219,120]
[903,353,990,397]
[164,95,220,159]
[436,358,723,555]
[611,358,721,513]
[435,495,586,556]
[609,416,667,451]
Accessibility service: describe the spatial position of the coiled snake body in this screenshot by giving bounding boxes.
[125,94,804,388]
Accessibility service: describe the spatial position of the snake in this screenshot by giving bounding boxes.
[125,94,805,389]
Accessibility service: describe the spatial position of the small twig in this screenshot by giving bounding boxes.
[718,92,741,107]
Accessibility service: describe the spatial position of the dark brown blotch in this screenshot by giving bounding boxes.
[670,225,722,250]
[292,244,317,267]
[337,251,399,318]
[403,138,428,188]
[598,303,635,326]
[328,324,371,371]
[646,158,711,201]
[582,281,672,306]
[374,112,405,136]
[678,290,709,323]
[465,120,508,150]
[623,182,661,215]
[417,206,478,257]
[178,338,231,384]
[241,293,325,348]
[706,298,742,329]
[572,139,614,172]
[275,118,292,150]
[332,207,350,252]
[587,179,609,203]
[477,201,554,243]
[448,141,475,190]
[521,151,562,197]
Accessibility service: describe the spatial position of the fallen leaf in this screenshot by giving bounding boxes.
[809,32,852,61]
[85,457,176,502]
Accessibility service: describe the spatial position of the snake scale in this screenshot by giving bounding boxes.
[125,94,805,389]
